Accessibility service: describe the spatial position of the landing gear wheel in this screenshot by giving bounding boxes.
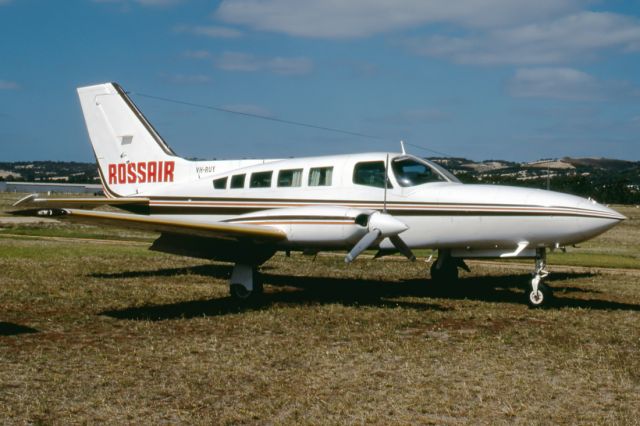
[526,281,552,308]
[228,263,263,303]
[230,284,251,300]
[229,281,263,302]
[526,248,552,308]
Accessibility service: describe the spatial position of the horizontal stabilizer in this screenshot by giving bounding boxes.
[11,194,149,211]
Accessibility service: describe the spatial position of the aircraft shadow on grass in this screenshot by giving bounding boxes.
[0,322,38,336]
[97,265,640,321]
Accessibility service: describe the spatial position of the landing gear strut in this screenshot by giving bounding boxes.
[430,250,469,284]
[229,264,263,301]
[526,248,552,308]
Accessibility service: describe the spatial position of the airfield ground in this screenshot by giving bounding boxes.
[0,193,639,424]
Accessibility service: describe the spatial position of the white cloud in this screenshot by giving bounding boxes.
[216,0,585,39]
[215,52,313,75]
[174,25,242,38]
[214,2,640,68]
[135,0,181,5]
[93,0,183,7]
[629,116,640,130]
[162,74,212,85]
[406,12,640,65]
[0,80,19,90]
[183,50,211,59]
[508,67,640,101]
[381,108,451,125]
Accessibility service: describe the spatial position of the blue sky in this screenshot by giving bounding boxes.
[1,0,640,162]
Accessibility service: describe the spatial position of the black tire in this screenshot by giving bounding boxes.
[230,284,252,301]
[526,281,553,308]
[229,281,263,302]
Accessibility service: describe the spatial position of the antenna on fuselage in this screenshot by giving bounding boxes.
[400,140,406,154]
[383,153,389,213]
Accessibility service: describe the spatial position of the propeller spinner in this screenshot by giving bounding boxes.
[345,211,415,263]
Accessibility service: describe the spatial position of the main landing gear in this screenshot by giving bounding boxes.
[526,248,552,308]
[229,264,263,301]
[430,250,470,284]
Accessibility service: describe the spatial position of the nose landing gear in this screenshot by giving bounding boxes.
[526,248,552,308]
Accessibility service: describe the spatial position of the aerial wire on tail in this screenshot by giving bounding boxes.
[130,91,456,158]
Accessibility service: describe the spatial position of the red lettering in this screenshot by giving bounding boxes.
[164,161,175,182]
[147,161,157,183]
[107,161,175,185]
[138,162,146,183]
[117,164,126,184]
[127,163,136,184]
[108,164,116,185]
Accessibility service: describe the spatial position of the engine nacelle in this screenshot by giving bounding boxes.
[225,206,379,248]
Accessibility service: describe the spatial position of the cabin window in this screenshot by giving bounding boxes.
[230,174,245,189]
[250,171,273,188]
[277,169,303,187]
[392,157,444,186]
[353,161,392,188]
[213,177,228,189]
[309,167,333,186]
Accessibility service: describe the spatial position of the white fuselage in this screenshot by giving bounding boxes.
[107,152,625,257]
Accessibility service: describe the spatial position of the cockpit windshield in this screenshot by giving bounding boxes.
[392,156,460,186]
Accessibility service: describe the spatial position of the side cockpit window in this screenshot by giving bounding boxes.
[353,161,392,188]
[392,157,445,187]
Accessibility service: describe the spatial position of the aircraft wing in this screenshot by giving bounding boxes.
[9,202,413,262]
[11,207,286,242]
[12,194,150,211]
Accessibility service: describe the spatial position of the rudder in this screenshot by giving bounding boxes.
[77,82,187,197]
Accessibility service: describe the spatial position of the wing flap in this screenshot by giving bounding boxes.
[15,208,286,241]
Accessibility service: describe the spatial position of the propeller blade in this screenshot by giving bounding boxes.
[389,235,416,261]
[345,229,381,263]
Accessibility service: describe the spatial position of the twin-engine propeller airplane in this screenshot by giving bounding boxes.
[11,83,626,307]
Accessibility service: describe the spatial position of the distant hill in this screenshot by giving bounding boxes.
[562,157,636,171]
[0,161,99,184]
[431,157,640,204]
[1,157,638,204]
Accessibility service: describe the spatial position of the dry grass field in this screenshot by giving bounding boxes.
[1,193,639,424]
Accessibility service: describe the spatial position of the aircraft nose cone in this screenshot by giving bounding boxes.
[580,198,627,223]
[368,212,408,237]
[568,197,627,242]
[524,188,627,245]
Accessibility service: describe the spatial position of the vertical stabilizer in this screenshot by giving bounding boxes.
[77,82,189,197]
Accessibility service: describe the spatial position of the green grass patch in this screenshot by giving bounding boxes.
[0,237,154,260]
[1,239,639,424]
[548,251,640,269]
[0,225,155,242]
[0,199,638,423]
